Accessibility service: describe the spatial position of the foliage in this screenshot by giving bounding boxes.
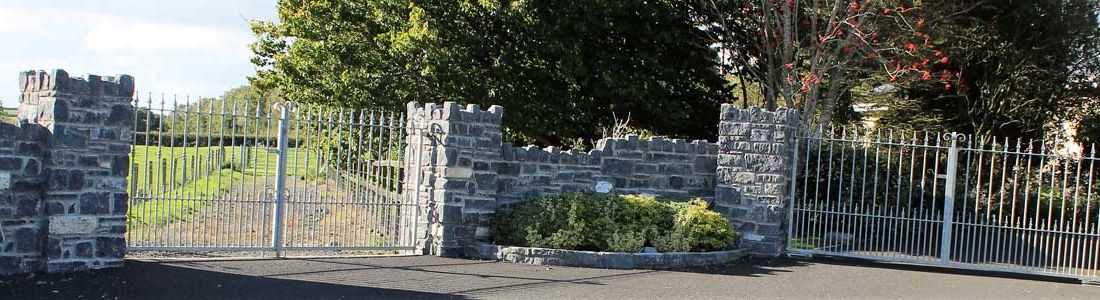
[1079,107,1100,148]
[693,0,941,124]
[492,193,737,252]
[1,107,16,124]
[250,0,732,146]
[658,199,740,252]
[873,0,1100,140]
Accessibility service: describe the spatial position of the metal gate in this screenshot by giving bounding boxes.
[788,127,1100,281]
[125,95,425,256]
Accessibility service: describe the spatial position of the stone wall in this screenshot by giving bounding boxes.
[0,122,47,274]
[404,101,722,257]
[496,137,718,206]
[0,69,133,275]
[713,105,798,257]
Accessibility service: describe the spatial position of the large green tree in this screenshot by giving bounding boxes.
[250,0,732,146]
[876,0,1100,139]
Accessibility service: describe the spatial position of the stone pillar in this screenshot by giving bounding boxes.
[18,70,134,272]
[404,102,503,257]
[714,105,797,257]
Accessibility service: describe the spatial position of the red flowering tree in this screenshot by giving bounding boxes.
[692,0,954,125]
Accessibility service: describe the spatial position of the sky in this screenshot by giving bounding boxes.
[0,0,277,107]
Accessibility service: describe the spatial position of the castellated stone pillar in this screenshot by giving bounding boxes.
[713,104,798,257]
[404,102,503,257]
[18,69,134,272]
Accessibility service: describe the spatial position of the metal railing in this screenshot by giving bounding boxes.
[788,126,1100,281]
[126,94,421,256]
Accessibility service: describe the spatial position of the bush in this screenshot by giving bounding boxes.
[491,193,737,252]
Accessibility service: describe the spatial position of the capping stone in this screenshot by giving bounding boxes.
[470,243,744,270]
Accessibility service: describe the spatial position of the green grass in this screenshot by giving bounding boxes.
[788,237,822,249]
[128,145,325,195]
[126,169,245,229]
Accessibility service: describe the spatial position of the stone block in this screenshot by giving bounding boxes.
[95,237,126,258]
[50,216,99,234]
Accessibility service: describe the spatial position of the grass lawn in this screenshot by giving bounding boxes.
[129,145,325,195]
[127,169,246,229]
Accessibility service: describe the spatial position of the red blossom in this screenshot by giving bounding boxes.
[921,71,932,80]
[917,19,925,27]
[905,42,917,51]
[939,57,949,64]
[882,7,893,15]
[850,2,860,10]
[934,50,943,57]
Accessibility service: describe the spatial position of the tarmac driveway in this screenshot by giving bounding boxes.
[2,255,1097,299]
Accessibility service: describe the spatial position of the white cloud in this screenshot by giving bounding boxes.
[80,13,253,58]
[0,4,263,108]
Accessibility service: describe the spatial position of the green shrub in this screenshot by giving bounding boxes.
[491,193,737,252]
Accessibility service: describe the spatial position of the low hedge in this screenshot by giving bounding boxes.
[491,193,738,253]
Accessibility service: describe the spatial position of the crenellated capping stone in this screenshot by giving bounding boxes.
[406,101,504,126]
[20,69,134,97]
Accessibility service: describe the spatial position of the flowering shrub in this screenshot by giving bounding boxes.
[491,193,737,252]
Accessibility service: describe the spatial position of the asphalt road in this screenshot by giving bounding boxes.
[2,255,1097,299]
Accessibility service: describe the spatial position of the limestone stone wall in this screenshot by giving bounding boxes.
[0,69,133,275]
[0,122,47,274]
[404,101,724,257]
[713,105,798,257]
[495,137,718,206]
[404,102,504,257]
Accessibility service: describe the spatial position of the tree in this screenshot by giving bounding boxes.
[876,0,1100,139]
[692,0,942,125]
[250,0,733,146]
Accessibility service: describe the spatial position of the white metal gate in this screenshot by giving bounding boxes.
[125,95,424,256]
[789,127,1100,282]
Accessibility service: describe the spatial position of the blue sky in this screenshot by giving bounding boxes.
[0,0,277,107]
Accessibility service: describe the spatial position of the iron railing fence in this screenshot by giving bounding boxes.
[126,94,420,255]
[789,125,1100,281]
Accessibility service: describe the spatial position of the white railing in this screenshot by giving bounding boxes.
[789,126,1100,281]
[126,94,421,256]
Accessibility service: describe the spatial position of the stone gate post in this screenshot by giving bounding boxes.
[18,70,134,272]
[713,104,798,257]
[404,102,503,257]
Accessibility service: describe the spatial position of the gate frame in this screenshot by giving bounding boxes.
[786,128,1099,283]
[126,100,425,255]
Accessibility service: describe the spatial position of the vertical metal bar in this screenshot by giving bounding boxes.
[786,124,800,252]
[868,129,883,254]
[271,103,291,257]
[941,133,960,264]
[215,100,228,247]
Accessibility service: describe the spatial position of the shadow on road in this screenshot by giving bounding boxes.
[2,260,462,300]
[783,255,1084,284]
[671,256,812,277]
